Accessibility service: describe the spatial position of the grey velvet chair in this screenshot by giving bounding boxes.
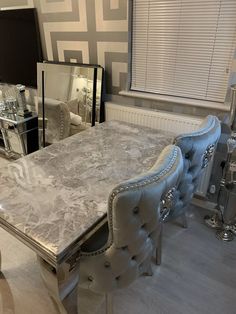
[78,144,183,313]
[165,115,221,228]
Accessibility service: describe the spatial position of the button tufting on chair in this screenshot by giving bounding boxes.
[104,262,110,268]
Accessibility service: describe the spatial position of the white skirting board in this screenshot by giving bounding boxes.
[105,102,210,197]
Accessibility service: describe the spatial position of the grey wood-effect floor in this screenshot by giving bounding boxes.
[0,156,236,314]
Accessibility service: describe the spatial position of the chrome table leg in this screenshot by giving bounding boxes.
[37,256,79,314]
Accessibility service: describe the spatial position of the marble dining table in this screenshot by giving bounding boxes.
[0,120,174,313]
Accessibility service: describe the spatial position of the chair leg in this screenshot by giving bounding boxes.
[142,261,153,276]
[155,224,163,266]
[106,293,113,314]
[181,212,188,229]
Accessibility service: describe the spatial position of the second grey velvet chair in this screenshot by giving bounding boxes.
[78,144,183,313]
[166,115,221,226]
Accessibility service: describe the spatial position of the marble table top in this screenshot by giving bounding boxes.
[0,121,174,264]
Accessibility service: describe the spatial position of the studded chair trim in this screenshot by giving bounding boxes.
[169,115,221,219]
[78,145,183,293]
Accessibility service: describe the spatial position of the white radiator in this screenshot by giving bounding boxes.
[105,102,209,197]
[105,102,202,135]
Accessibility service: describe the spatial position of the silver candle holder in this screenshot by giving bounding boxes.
[204,85,236,241]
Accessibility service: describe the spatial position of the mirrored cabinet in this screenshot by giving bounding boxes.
[0,84,39,157]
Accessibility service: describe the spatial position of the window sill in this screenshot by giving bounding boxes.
[119,90,230,112]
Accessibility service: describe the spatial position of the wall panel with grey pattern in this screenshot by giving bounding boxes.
[0,0,129,95]
[1,0,235,106]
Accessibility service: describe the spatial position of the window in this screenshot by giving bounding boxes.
[131,0,236,103]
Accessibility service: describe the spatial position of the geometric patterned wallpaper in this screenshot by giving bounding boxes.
[0,0,129,95]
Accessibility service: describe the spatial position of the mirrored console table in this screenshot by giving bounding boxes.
[0,111,39,157]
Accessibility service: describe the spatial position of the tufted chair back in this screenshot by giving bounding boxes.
[78,145,183,293]
[169,115,221,219]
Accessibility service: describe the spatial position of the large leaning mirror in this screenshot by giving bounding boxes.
[37,62,104,146]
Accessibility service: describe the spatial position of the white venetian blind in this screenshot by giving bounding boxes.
[131,0,236,103]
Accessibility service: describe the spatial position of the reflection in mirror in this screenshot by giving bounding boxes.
[37,62,104,146]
